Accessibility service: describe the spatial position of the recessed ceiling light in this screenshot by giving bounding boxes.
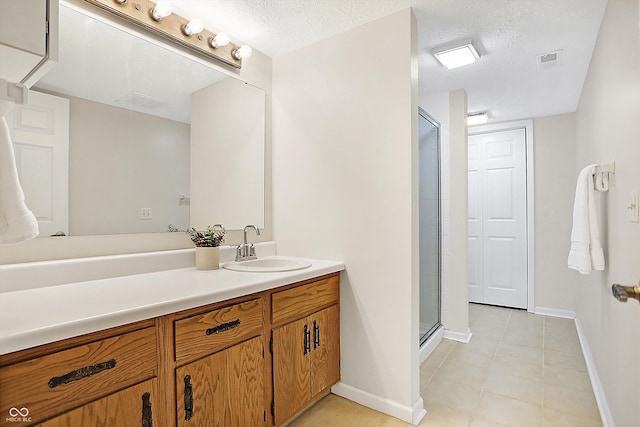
[432,39,480,69]
[467,112,489,125]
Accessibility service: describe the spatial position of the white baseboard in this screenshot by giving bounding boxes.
[534,306,576,319]
[420,326,444,364]
[331,382,426,425]
[574,318,614,427]
[443,327,473,343]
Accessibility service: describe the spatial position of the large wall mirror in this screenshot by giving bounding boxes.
[6,2,265,237]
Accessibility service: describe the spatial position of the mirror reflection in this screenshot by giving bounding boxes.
[7,4,265,237]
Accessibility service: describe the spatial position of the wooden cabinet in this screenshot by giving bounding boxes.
[173,299,265,427]
[271,275,340,425]
[0,326,157,427]
[176,336,264,427]
[174,298,263,365]
[37,379,158,427]
[0,272,340,427]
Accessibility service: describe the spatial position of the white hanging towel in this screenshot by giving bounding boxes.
[568,164,605,274]
[0,113,39,244]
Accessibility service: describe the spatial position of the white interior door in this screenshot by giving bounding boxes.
[6,90,69,237]
[468,128,528,308]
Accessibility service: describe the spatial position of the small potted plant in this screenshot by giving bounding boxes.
[186,224,225,270]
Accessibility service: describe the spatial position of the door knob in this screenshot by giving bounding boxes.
[612,283,640,303]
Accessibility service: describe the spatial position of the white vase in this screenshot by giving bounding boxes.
[195,246,220,270]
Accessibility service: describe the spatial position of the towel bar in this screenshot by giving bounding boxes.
[612,283,640,303]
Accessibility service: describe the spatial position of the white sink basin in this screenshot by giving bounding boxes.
[222,256,312,273]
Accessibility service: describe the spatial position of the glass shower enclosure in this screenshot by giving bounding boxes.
[418,108,441,345]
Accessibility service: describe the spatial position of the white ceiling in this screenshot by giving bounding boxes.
[172,0,608,122]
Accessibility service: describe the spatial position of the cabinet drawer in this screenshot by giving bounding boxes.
[272,274,339,326]
[0,327,156,427]
[175,298,263,364]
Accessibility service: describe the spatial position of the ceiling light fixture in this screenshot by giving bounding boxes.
[182,19,204,36]
[232,45,253,60]
[151,1,173,22]
[467,112,489,125]
[209,33,230,49]
[432,39,479,69]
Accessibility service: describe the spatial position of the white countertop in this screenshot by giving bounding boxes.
[0,258,344,355]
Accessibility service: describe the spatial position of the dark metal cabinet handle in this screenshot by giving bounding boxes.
[184,375,194,421]
[313,320,320,349]
[142,392,153,427]
[303,325,310,355]
[206,319,241,335]
[48,358,117,388]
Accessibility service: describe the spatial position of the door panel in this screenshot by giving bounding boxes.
[468,139,483,303]
[310,305,340,398]
[7,90,69,237]
[176,336,264,427]
[272,318,310,425]
[468,129,527,308]
[38,379,157,427]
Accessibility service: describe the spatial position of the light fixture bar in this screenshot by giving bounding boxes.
[83,0,245,68]
[433,39,479,69]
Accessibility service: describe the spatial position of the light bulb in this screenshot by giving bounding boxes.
[209,33,230,49]
[151,1,172,21]
[232,45,252,60]
[183,19,204,36]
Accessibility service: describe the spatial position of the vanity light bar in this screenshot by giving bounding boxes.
[83,0,245,68]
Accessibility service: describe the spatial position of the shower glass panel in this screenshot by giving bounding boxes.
[418,108,441,345]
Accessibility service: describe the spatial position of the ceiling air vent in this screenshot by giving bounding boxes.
[536,50,562,70]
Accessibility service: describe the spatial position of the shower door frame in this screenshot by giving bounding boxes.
[418,107,442,346]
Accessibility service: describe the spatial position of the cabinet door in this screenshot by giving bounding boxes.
[310,305,340,398]
[176,336,264,427]
[272,317,311,425]
[0,327,157,426]
[37,379,157,427]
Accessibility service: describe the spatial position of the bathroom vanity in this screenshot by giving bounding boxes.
[0,256,343,427]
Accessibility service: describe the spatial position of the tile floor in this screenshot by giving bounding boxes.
[288,303,602,427]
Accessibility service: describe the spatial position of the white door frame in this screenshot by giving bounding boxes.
[468,119,535,312]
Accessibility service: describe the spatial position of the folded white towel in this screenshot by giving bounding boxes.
[0,113,39,244]
[568,164,605,274]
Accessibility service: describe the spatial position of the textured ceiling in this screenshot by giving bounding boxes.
[172,0,608,122]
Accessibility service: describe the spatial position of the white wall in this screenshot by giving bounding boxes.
[272,9,424,424]
[532,113,578,313]
[68,96,190,235]
[190,78,265,231]
[447,89,470,338]
[574,1,640,425]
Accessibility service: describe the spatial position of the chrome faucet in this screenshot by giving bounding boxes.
[236,225,260,261]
